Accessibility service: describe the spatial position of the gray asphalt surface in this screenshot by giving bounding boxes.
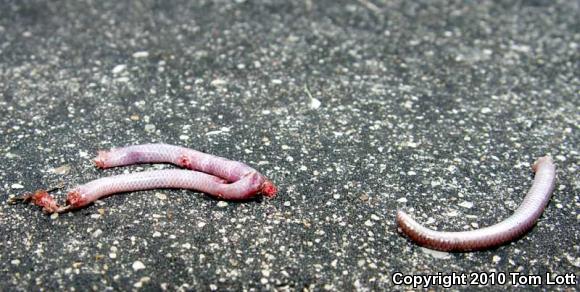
[1,0,579,291]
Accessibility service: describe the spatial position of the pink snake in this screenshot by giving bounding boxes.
[396,156,556,251]
[17,144,277,213]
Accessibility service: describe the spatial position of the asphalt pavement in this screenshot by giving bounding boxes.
[0,0,578,290]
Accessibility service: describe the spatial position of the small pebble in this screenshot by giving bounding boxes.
[51,164,71,175]
[309,98,321,109]
[132,51,149,58]
[210,79,227,86]
[420,247,452,259]
[112,64,127,74]
[458,201,474,209]
[144,124,156,132]
[92,229,103,238]
[132,261,146,271]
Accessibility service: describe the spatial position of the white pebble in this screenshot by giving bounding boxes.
[210,79,227,86]
[458,201,474,209]
[309,98,321,109]
[11,183,24,189]
[92,229,103,238]
[132,51,149,58]
[144,124,156,132]
[50,164,71,175]
[205,130,223,135]
[217,201,228,208]
[112,64,127,74]
[420,247,452,259]
[446,210,459,217]
[11,259,20,266]
[132,261,146,271]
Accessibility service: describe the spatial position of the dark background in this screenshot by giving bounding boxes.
[0,0,578,290]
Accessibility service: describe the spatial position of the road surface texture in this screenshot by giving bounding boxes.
[0,0,578,290]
